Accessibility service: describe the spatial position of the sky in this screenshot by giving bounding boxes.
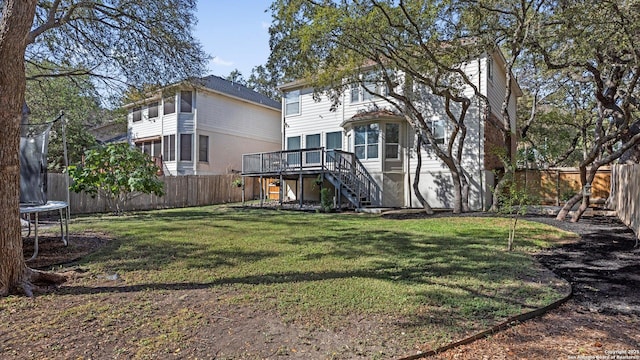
[194,1,274,79]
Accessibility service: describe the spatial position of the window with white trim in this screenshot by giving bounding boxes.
[198,135,209,162]
[180,133,193,161]
[163,96,175,115]
[428,119,446,145]
[285,90,300,115]
[132,106,142,122]
[180,91,193,113]
[385,123,400,159]
[326,131,342,150]
[148,102,159,119]
[354,124,379,159]
[163,134,175,161]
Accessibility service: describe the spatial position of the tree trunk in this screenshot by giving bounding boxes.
[556,193,582,220]
[0,0,62,297]
[412,136,434,214]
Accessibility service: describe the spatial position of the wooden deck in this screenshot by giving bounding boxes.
[241,148,381,208]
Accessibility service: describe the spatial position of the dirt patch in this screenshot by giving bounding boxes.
[22,231,111,269]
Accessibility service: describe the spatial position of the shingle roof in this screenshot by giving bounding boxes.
[199,75,280,110]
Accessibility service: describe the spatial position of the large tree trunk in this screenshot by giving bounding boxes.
[0,0,64,297]
[412,136,434,214]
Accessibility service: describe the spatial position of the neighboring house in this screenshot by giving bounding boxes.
[242,49,521,210]
[127,75,281,176]
[90,121,127,144]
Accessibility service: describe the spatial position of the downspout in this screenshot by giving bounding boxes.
[478,57,484,211]
[193,90,198,175]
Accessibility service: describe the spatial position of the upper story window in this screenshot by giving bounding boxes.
[132,106,142,122]
[180,91,193,113]
[428,119,446,145]
[385,123,400,159]
[487,58,493,81]
[163,96,175,115]
[285,90,300,116]
[350,72,389,103]
[354,124,379,160]
[148,102,159,119]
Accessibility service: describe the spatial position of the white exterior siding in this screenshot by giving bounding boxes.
[279,49,517,210]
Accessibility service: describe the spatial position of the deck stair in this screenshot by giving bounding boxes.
[242,148,381,208]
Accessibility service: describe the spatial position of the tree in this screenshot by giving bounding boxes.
[225,69,247,86]
[531,1,640,222]
[247,64,281,102]
[68,143,164,215]
[25,61,106,171]
[0,0,207,296]
[268,0,493,213]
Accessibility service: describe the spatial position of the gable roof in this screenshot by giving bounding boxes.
[198,75,280,110]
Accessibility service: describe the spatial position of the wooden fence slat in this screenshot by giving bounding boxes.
[47,174,251,214]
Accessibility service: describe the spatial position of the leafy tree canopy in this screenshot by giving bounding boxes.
[68,142,164,214]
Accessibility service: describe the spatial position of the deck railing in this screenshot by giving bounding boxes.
[242,148,381,207]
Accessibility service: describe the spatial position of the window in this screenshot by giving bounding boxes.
[350,73,388,103]
[305,134,320,163]
[152,141,161,158]
[163,96,175,115]
[487,58,493,80]
[148,102,159,118]
[285,90,300,116]
[326,131,342,150]
[287,136,301,150]
[132,106,142,122]
[286,136,301,166]
[385,123,400,159]
[198,135,209,162]
[354,124,379,159]
[180,91,193,113]
[163,134,176,161]
[180,134,193,161]
[142,142,151,155]
[428,119,446,145]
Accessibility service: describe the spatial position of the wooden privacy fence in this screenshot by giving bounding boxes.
[47,174,259,214]
[515,168,611,205]
[607,164,640,242]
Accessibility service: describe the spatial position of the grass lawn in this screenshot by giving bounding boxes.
[1,206,577,359]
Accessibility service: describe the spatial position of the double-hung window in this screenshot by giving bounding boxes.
[385,123,400,159]
[148,102,159,119]
[354,124,379,159]
[180,91,193,113]
[305,134,321,164]
[428,119,446,145]
[132,106,142,122]
[163,134,176,161]
[285,90,300,116]
[286,136,301,166]
[163,96,175,115]
[198,135,209,162]
[180,134,193,161]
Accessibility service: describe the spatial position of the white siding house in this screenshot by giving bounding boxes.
[242,49,521,210]
[127,75,281,176]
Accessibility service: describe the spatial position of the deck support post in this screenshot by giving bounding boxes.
[279,173,284,206]
[299,172,303,208]
[259,175,264,207]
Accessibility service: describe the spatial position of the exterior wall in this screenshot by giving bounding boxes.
[280,50,516,210]
[128,87,281,176]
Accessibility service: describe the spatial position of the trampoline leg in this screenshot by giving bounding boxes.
[27,212,39,261]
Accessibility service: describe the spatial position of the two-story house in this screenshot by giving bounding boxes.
[242,49,521,210]
[128,75,281,176]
